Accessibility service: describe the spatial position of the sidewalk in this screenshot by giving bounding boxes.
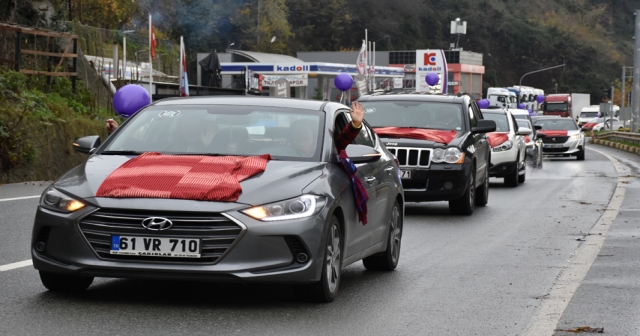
[553,146,640,335]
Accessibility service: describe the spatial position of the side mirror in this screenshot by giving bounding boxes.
[534,125,542,130]
[344,144,382,164]
[516,127,532,136]
[73,135,101,154]
[472,119,497,134]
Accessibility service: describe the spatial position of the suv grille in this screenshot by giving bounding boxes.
[387,147,432,167]
[78,209,244,264]
[541,136,569,144]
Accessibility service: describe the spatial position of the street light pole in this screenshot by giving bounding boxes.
[518,63,566,102]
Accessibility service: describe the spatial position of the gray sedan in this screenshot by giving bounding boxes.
[31,97,404,302]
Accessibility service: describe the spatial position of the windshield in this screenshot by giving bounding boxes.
[360,101,463,131]
[482,112,510,132]
[516,119,532,133]
[534,118,578,131]
[580,112,598,118]
[513,114,529,120]
[102,105,325,161]
[545,103,569,112]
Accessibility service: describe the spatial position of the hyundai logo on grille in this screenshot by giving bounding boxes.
[142,217,173,231]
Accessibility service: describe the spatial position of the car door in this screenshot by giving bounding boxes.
[510,114,526,164]
[469,102,488,181]
[334,112,375,258]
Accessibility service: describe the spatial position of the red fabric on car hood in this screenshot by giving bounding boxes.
[582,123,599,130]
[487,132,510,148]
[96,152,271,202]
[373,127,457,145]
[537,130,569,137]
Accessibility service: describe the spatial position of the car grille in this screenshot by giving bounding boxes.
[387,147,432,167]
[78,208,245,264]
[542,147,569,153]
[541,136,569,144]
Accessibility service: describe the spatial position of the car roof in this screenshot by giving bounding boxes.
[153,96,332,111]
[509,109,529,115]
[358,92,467,104]
[481,108,507,115]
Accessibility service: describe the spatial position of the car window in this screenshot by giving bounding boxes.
[482,112,510,132]
[353,123,375,147]
[103,105,326,161]
[534,118,579,130]
[359,101,463,131]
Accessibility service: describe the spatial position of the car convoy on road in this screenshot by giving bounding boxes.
[32,92,595,302]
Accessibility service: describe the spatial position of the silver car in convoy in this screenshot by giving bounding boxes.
[31,97,404,302]
[533,117,586,160]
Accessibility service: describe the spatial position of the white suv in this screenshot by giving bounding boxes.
[481,108,532,187]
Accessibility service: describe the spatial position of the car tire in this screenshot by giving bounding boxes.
[363,201,403,271]
[449,166,475,216]
[504,157,519,188]
[475,167,489,207]
[576,148,585,161]
[39,271,93,292]
[518,162,526,184]
[293,216,342,303]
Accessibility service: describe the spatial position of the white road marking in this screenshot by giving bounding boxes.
[0,195,40,202]
[523,147,629,335]
[0,260,33,271]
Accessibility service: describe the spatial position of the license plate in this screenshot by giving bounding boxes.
[110,235,201,258]
[400,170,411,179]
[544,144,564,148]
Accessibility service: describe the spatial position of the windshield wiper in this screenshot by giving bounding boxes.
[100,150,142,155]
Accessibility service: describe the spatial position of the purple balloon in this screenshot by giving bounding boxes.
[477,99,490,109]
[535,95,545,104]
[425,72,440,86]
[334,73,354,91]
[113,84,151,118]
[518,103,526,109]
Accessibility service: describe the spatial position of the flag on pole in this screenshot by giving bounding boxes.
[150,26,157,60]
[356,40,367,75]
[179,36,189,97]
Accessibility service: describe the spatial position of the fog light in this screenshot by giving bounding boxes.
[443,181,454,190]
[296,253,309,263]
[35,242,46,252]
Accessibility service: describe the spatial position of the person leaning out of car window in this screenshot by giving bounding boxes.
[104,102,366,154]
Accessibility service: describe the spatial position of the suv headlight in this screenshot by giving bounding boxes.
[241,195,326,221]
[40,187,85,213]
[570,133,582,140]
[432,147,465,164]
[493,140,513,152]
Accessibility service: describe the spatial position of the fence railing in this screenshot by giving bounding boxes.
[596,131,640,144]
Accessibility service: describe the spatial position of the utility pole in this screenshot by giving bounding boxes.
[633,9,640,133]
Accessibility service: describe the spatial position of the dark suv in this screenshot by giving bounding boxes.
[358,93,496,215]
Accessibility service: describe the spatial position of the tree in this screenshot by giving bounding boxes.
[238,0,294,54]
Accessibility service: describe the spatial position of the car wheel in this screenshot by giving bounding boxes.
[293,216,342,303]
[449,166,475,216]
[39,271,93,292]
[504,157,519,187]
[576,148,585,161]
[363,201,403,271]
[475,167,489,206]
[518,161,526,183]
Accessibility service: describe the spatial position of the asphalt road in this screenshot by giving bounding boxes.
[0,145,638,336]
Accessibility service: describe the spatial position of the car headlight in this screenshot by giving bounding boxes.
[241,195,326,221]
[570,133,582,140]
[493,140,513,152]
[432,147,465,164]
[40,187,85,213]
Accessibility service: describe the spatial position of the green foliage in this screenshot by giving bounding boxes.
[312,85,324,100]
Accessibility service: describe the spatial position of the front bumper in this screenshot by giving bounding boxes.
[541,138,584,155]
[489,148,518,177]
[31,203,331,284]
[399,163,471,202]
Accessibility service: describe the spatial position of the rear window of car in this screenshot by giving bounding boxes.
[102,105,326,161]
[534,118,578,130]
[360,101,463,131]
[482,112,510,132]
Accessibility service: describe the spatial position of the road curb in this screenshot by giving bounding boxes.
[591,139,640,156]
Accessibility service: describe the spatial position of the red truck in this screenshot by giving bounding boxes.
[542,93,590,119]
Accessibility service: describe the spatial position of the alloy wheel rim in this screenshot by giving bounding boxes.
[469,173,475,208]
[389,206,401,263]
[326,224,341,293]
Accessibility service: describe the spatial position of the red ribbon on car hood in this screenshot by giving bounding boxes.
[487,132,510,148]
[537,130,569,137]
[373,127,458,145]
[96,152,271,202]
[582,123,599,130]
[524,135,531,142]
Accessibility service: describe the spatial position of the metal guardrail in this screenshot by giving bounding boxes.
[596,131,640,144]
